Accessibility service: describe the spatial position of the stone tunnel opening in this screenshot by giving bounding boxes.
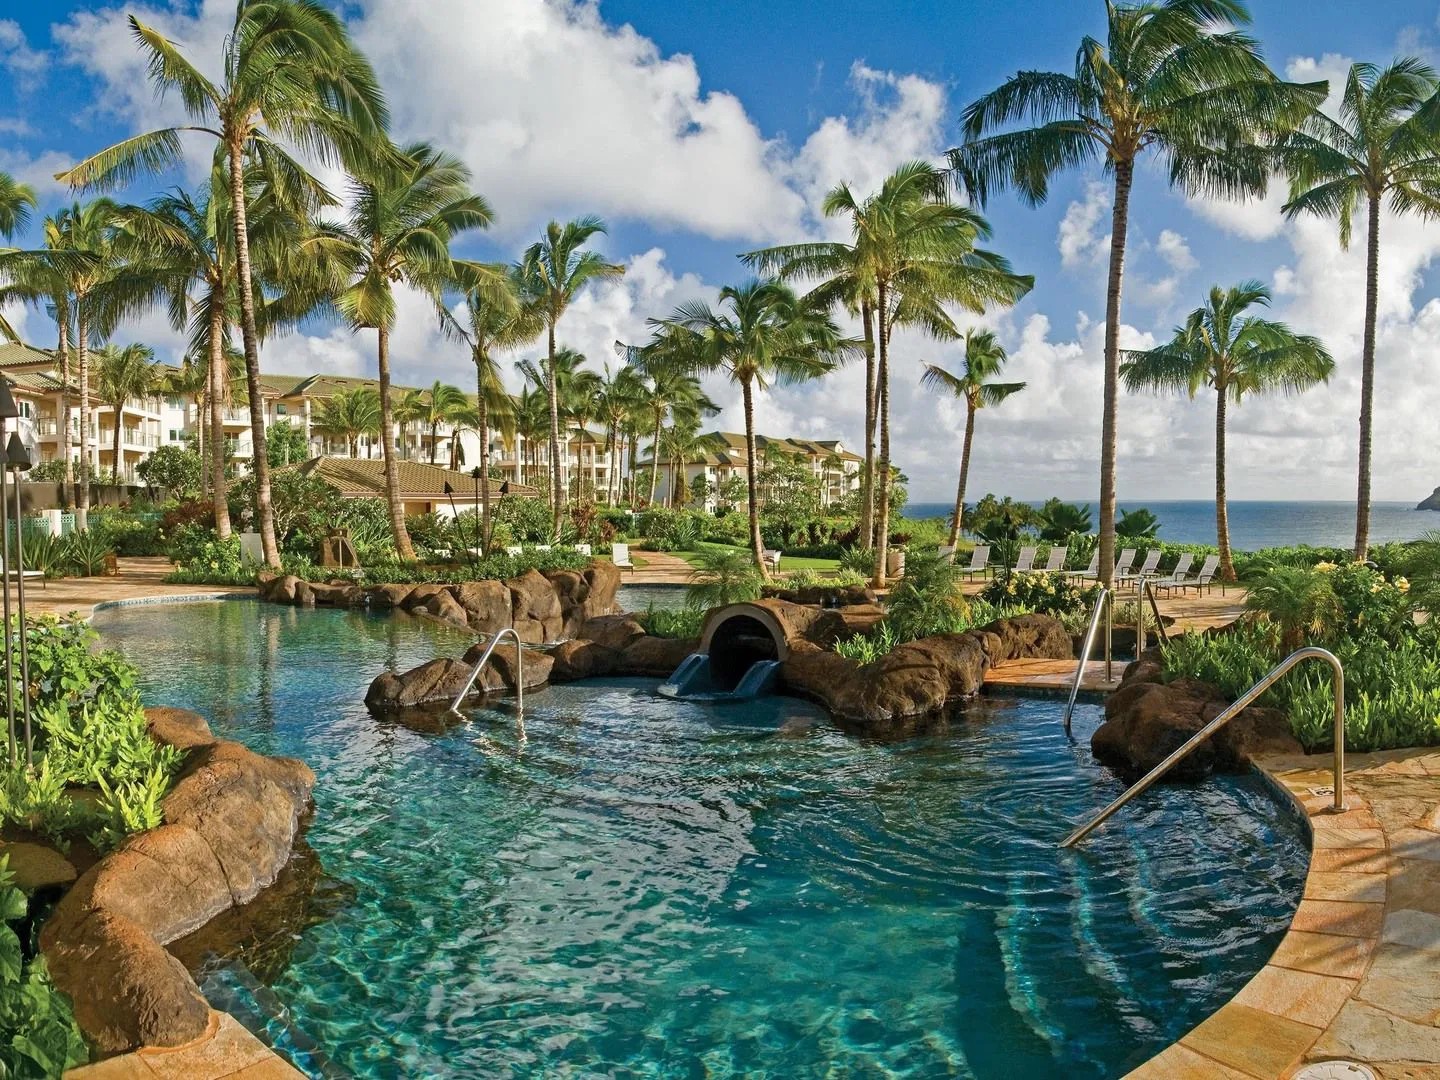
[706,613,783,690]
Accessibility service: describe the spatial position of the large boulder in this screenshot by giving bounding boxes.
[400,584,451,614]
[365,583,414,610]
[615,635,700,676]
[451,581,512,635]
[1090,671,1303,779]
[459,641,554,691]
[41,707,314,1054]
[575,560,623,623]
[509,569,564,643]
[853,633,991,724]
[548,640,621,682]
[577,614,647,651]
[780,642,866,715]
[1418,485,1440,511]
[364,658,473,713]
[411,588,470,629]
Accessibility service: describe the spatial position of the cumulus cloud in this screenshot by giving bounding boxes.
[0,21,46,90]
[1057,182,1111,267]
[1154,229,1196,273]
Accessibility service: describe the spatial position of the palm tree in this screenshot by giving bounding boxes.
[748,162,1032,585]
[312,387,380,459]
[920,330,1026,553]
[1037,499,1094,544]
[413,381,469,466]
[1279,58,1440,560]
[394,387,427,460]
[951,0,1325,585]
[59,0,389,568]
[620,331,718,507]
[0,172,37,341]
[517,218,624,537]
[309,142,491,559]
[95,343,159,483]
[512,386,550,487]
[442,269,537,549]
[1122,281,1333,579]
[559,352,604,500]
[652,280,848,575]
[595,364,645,505]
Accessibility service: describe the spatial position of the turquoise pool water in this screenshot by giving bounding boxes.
[94,599,1308,1079]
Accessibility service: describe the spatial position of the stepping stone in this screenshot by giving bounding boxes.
[2,842,77,891]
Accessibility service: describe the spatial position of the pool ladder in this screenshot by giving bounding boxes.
[448,627,526,718]
[1062,647,1346,848]
[1063,578,1170,735]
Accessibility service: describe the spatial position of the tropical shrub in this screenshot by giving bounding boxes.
[90,512,165,557]
[228,471,345,554]
[685,546,762,611]
[351,548,590,585]
[168,536,244,581]
[0,857,88,1077]
[833,623,898,664]
[19,531,66,578]
[636,605,705,640]
[1115,508,1161,539]
[62,530,113,577]
[837,545,875,576]
[494,495,553,544]
[135,444,202,497]
[883,552,970,641]
[980,571,1097,619]
[1037,499,1092,542]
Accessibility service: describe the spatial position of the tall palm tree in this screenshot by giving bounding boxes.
[312,387,380,459]
[517,218,624,537]
[95,343,159,483]
[595,364,645,506]
[1279,58,1440,560]
[748,162,1032,584]
[309,142,492,558]
[921,330,1026,553]
[560,352,604,500]
[1122,281,1334,579]
[442,269,537,549]
[512,386,550,487]
[620,330,718,507]
[0,172,37,342]
[652,280,848,575]
[413,381,469,466]
[394,387,427,460]
[59,0,388,568]
[951,0,1324,585]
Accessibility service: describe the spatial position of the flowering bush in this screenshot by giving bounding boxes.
[980,571,1098,618]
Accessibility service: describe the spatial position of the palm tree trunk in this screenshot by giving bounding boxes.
[75,306,90,530]
[859,299,877,547]
[112,400,123,487]
[546,321,564,539]
[947,402,977,553]
[208,298,232,539]
[649,413,662,505]
[376,323,414,560]
[1215,387,1234,581]
[741,377,766,577]
[56,313,72,510]
[872,282,892,588]
[428,420,438,465]
[1098,158,1134,588]
[1355,193,1379,561]
[477,361,492,554]
[228,135,280,568]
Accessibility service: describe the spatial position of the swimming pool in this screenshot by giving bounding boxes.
[615,583,688,612]
[94,599,1308,1078]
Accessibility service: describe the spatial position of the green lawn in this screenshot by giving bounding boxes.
[670,543,841,574]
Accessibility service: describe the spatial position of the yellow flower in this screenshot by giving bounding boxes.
[1370,581,1383,594]
[1396,577,1410,593]
[1314,561,1338,573]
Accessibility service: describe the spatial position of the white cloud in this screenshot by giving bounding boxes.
[0,21,46,90]
[1057,182,1111,267]
[1154,229,1196,273]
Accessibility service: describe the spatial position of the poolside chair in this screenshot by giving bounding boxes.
[762,549,782,573]
[937,544,956,562]
[504,545,523,557]
[958,545,991,581]
[1,561,46,590]
[535,544,552,553]
[1026,546,1067,575]
[1063,551,1100,580]
[574,543,592,557]
[1111,548,1137,581]
[1156,553,1194,585]
[611,542,635,573]
[1118,549,1162,586]
[1011,546,1038,575]
[1155,554,1220,596]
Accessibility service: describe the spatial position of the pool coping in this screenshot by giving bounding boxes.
[1125,747,1440,1079]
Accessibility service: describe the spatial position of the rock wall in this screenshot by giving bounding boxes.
[1089,655,1303,779]
[781,612,1074,733]
[258,560,622,643]
[40,708,314,1055]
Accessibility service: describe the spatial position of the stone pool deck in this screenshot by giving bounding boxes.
[65,1012,302,1079]
[984,657,1123,693]
[25,556,248,619]
[1127,746,1440,1079]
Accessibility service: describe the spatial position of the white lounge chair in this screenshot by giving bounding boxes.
[504,545,523,557]
[937,544,956,562]
[1025,546,1067,574]
[1155,554,1220,595]
[762,549,782,573]
[1011,545,1038,574]
[574,543,592,557]
[1156,553,1194,585]
[1118,549,1162,585]
[611,542,635,573]
[1064,551,1100,579]
[535,544,552,553]
[958,545,990,581]
[1112,548,1138,579]
[1,561,46,590]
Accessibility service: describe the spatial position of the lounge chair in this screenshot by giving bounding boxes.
[611,542,635,573]
[1,561,46,590]
[504,545,523,557]
[1025,546,1067,574]
[762,549,782,573]
[1111,548,1137,580]
[937,544,956,562]
[1156,553,1194,585]
[1011,545,1038,575]
[1155,554,1220,595]
[574,543,592,557]
[1118,549,1162,586]
[1063,551,1100,579]
[535,544,552,553]
[958,545,991,581]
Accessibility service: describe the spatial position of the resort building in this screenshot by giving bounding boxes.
[639,430,862,509]
[292,457,540,516]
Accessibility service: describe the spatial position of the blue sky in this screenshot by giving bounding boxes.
[3,1,1440,503]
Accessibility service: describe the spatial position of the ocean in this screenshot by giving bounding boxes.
[903,500,1439,552]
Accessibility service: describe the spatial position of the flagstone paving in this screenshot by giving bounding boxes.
[1126,747,1440,1079]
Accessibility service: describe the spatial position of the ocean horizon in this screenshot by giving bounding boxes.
[903,499,1438,552]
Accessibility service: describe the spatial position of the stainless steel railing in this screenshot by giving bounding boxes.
[1061,646,1346,848]
[1064,587,1112,735]
[448,627,525,717]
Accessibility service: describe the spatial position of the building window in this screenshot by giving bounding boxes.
[17,401,31,419]
[165,395,182,409]
[276,403,288,416]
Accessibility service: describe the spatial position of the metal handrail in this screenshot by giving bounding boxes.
[1139,576,1169,646]
[1061,646,1346,848]
[1064,587,1112,734]
[448,627,525,717]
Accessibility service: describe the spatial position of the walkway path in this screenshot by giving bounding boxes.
[622,550,695,585]
[23,557,245,620]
